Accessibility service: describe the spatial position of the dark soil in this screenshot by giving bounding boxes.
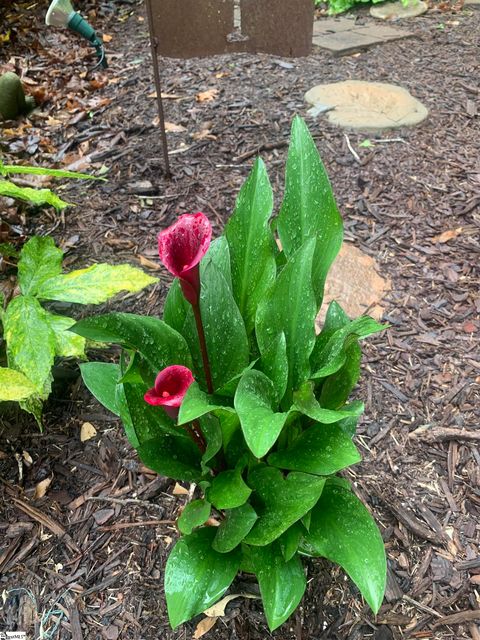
[1,1,479,639]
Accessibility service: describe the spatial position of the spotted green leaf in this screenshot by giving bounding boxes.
[36,264,158,304]
[302,484,386,613]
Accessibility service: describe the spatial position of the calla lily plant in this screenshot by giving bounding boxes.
[74,117,387,632]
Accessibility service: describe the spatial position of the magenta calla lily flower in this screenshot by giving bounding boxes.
[144,365,195,420]
[158,212,212,305]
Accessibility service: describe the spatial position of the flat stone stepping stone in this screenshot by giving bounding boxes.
[370,0,428,19]
[312,18,414,55]
[313,17,357,35]
[317,243,391,327]
[305,80,428,130]
[464,0,480,7]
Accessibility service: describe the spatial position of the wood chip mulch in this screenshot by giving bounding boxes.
[0,0,479,638]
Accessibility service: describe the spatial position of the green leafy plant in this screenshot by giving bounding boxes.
[0,158,102,209]
[0,236,158,422]
[74,116,387,631]
[321,0,412,16]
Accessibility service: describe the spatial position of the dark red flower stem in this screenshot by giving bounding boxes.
[192,419,207,451]
[192,302,214,395]
[185,421,206,453]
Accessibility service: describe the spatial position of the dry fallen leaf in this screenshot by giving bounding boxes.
[431,227,463,244]
[138,255,161,271]
[193,616,218,639]
[203,593,258,618]
[34,476,53,500]
[173,482,189,495]
[164,121,187,133]
[191,127,217,141]
[22,451,33,465]
[102,33,113,43]
[90,78,108,90]
[80,422,97,442]
[196,89,219,103]
[148,91,183,100]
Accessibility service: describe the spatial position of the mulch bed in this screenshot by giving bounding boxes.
[1,1,479,638]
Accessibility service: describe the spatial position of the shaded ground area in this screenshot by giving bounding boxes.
[1,1,479,638]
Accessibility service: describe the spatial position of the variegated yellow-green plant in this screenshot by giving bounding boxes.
[0,158,100,209]
[0,236,158,423]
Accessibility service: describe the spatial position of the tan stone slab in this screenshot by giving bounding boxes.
[370,0,428,19]
[317,243,391,328]
[352,24,414,39]
[313,22,413,54]
[312,30,382,54]
[313,17,357,35]
[305,80,428,130]
[464,0,480,7]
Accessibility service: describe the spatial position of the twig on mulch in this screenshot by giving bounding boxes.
[99,519,175,531]
[372,491,446,545]
[409,427,480,443]
[85,496,164,510]
[402,594,442,619]
[344,134,361,165]
[234,139,288,163]
[433,609,480,628]
[12,497,81,554]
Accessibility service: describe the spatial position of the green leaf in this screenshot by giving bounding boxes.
[0,163,102,180]
[163,278,189,333]
[225,158,276,334]
[199,412,223,465]
[71,313,192,377]
[208,468,252,510]
[320,340,362,409]
[258,332,288,403]
[115,383,139,447]
[122,381,178,443]
[359,139,374,148]
[311,316,385,378]
[256,238,317,401]
[278,523,304,562]
[213,503,258,553]
[183,259,249,391]
[137,433,203,482]
[4,296,55,394]
[45,312,86,358]
[338,415,360,437]
[20,395,44,426]
[165,527,240,628]
[208,235,233,290]
[0,367,36,401]
[0,180,71,210]
[234,369,290,458]
[178,499,211,535]
[245,467,325,546]
[164,238,233,347]
[315,300,351,354]
[249,542,306,631]
[177,382,233,425]
[293,382,364,424]
[118,351,146,384]
[0,243,19,259]
[268,422,361,475]
[36,263,158,304]
[302,485,386,614]
[17,236,63,296]
[79,362,120,416]
[277,116,343,307]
